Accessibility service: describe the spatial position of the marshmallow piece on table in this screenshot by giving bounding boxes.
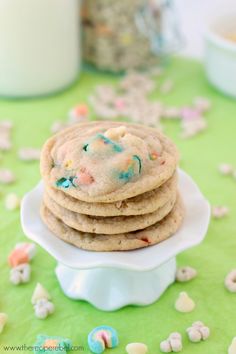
[0,120,12,151]
[160,332,182,353]
[193,97,211,113]
[212,206,229,219]
[176,266,197,282]
[51,120,69,134]
[160,79,174,94]
[34,298,55,319]
[0,313,8,333]
[126,343,148,354]
[5,193,21,211]
[88,325,118,354]
[32,283,54,319]
[34,334,72,353]
[229,337,236,354]
[10,263,31,285]
[186,321,210,342]
[18,148,41,161]
[0,169,15,184]
[175,292,196,313]
[8,243,36,267]
[15,243,36,261]
[225,269,236,293]
[31,283,51,305]
[218,163,233,175]
[68,104,89,124]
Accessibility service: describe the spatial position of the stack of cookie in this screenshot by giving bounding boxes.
[40,121,184,252]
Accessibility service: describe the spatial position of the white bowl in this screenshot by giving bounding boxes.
[205,13,236,98]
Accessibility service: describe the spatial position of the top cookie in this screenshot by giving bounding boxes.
[40,121,178,203]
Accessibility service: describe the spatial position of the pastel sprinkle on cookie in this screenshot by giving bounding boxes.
[33,335,72,354]
[175,292,196,313]
[176,266,197,282]
[225,269,236,293]
[56,176,77,189]
[88,325,119,354]
[149,151,158,160]
[0,313,8,334]
[228,337,236,354]
[64,160,73,169]
[77,167,94,185]
[126,343,148,354]
[160,332,182,353]
[186,321,210,342]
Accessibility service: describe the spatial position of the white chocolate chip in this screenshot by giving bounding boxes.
[176,266,197,282]
[10,263,31,285]
[175,292,196,313]
[228,337,236,354]
[18,148,41,161]
[160,333,182,353]
[186,321,210,342]
[104,126,127,141]
[0,169,15,184]
[125,343,148,354]
[5,193,21,211]
[31,283,51,305]
[225,269,236,293]
[0,313,8,333]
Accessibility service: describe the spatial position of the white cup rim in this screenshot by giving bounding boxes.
[204,13,236,53]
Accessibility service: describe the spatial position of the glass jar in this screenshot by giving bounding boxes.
[82,0,181,72]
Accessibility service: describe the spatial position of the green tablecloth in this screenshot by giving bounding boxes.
[1,58,236,353]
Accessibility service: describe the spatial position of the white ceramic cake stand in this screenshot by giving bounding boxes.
[21,170,210,311]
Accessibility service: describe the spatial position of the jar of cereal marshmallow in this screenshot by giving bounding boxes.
[82,0,181,72]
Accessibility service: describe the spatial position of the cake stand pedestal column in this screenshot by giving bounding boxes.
[55,257,176,311]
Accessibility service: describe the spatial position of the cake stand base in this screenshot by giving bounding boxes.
[55,257,176,311]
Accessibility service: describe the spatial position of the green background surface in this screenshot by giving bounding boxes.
[0,58,236,353]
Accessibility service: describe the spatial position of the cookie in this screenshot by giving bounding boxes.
[43,191,177,234]
[40,196,184,252]
[40,122,178,203]
[45,173,177,217]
